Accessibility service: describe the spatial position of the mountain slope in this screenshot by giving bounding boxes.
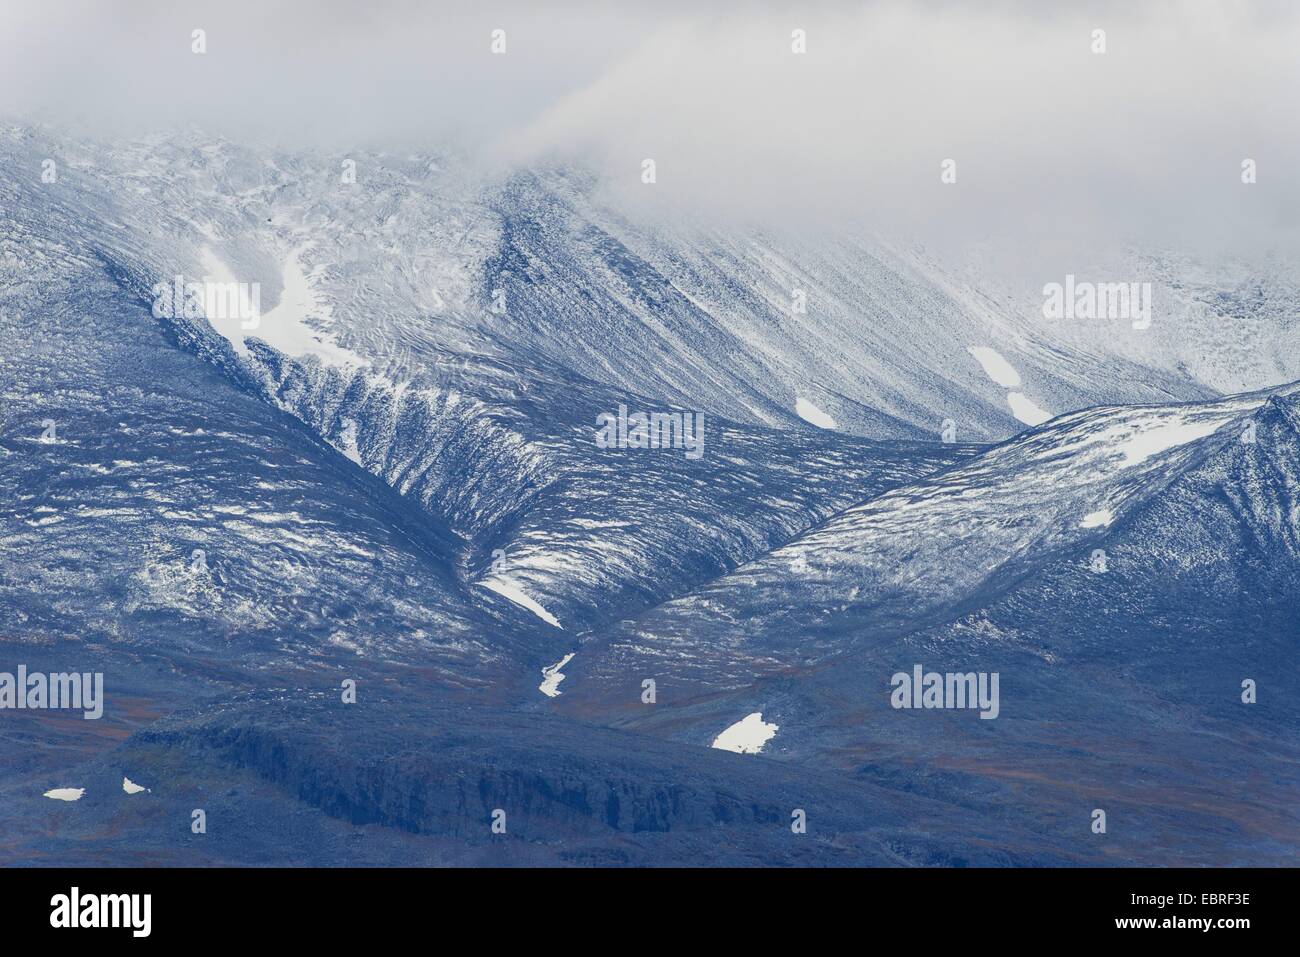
[548,387,1300,865]
[4,122,1298,867]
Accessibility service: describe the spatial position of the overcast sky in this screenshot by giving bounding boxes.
[3,0,1298,256]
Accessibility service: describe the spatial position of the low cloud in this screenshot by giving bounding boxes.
[4,0,1297,257]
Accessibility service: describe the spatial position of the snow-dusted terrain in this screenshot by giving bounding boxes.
[2,124,1297,867]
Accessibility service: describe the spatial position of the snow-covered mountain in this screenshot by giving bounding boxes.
[8,125,1299,443]
[2,124,1297,867]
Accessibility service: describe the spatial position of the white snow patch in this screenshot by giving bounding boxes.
[965,349,1049,426]
[479,578,562,629]
[538,652,576,697]
[199,246,365,369]
[1080,508,1114,528]
[711,712,779,754]
[795,397,837,430]
[967,346,1022,388]
[335,419,363,466]
[43,788,84,801]
[123,777,150,794]
[1117,416,1232,467]
[1008,392,1052,426]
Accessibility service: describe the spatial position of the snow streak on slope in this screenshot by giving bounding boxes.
[796,396,838,429]
[480,577,562,629]
[538,652,576,697]
[1007,391,1051,426]
[967,346,1021,387]
[967,345,1051,426]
